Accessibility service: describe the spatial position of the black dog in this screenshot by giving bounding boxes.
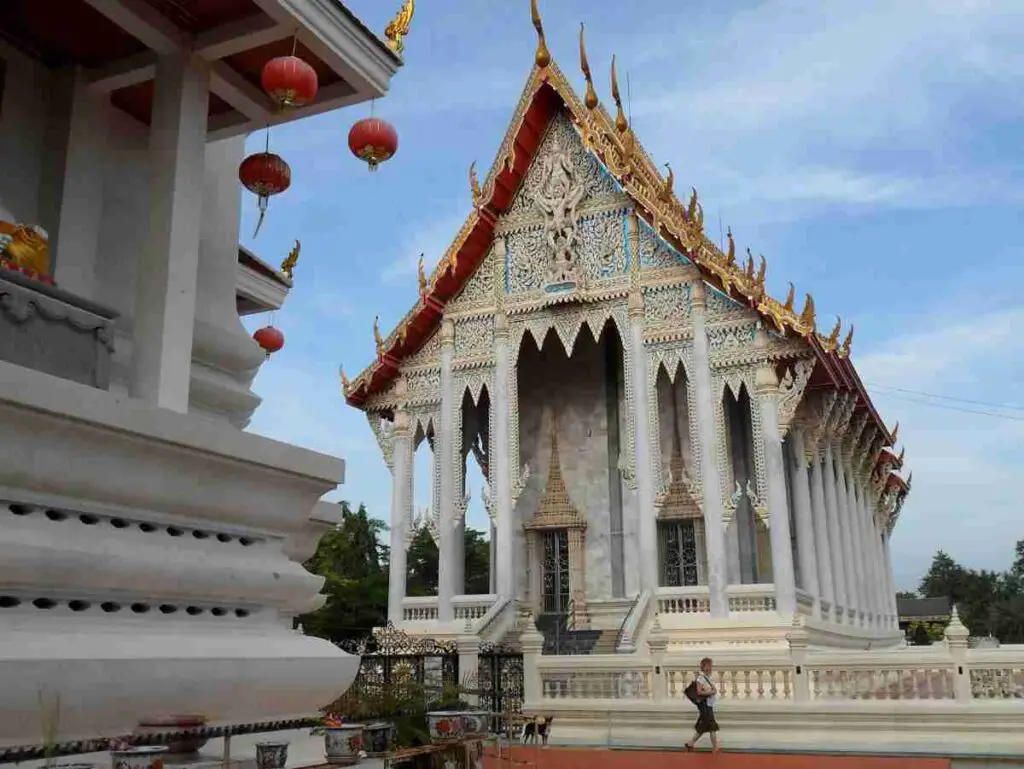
[521,716,553,745]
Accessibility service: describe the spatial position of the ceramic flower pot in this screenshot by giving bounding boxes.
[135,716,208,755]
[324,724,365,766]
[255,741,289,769]
[427,711,488,742]
[110,746,168,769]
[362,723,395,757]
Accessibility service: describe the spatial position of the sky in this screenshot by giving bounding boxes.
[240,0,1024,593]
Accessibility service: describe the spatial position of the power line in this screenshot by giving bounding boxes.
[866,382,1024,413]
[870,390,1024,422]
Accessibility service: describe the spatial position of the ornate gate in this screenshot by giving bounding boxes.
[477,641,524,733]
[340,622,459,704]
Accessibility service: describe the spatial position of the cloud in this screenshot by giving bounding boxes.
[380,209,472,283]
[854,303,1024,588]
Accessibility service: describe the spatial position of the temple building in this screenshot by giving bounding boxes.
[0,0,404,748]
[345,10,912,653]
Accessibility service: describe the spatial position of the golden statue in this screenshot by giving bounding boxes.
[531,0,550,68]
[0,222,50,277]
[280,239,300,279]
[783,282,796,312]
[417,253,427,296]
[384,0,415,55]
[469,161,482,208]
[840,325,855,356]
[373,316,385,355]
[579,23,599,110]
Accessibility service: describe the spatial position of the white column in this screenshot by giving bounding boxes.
[863,485,885,629]
[388,407,413,624]
[437,319,457,622]
[789,429,820,615]
[690,281,729,618]
[44,68,108,299]
[130,54,210,411]
[834,448,860,624]
[753,328,796,615]
[843,456,868,626]
[808,446,835,621]
[822,443,848,620]
[493,307,515,598]
[882,531,899,629]
[627,212,658,594]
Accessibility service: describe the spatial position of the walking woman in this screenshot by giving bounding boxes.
[684,657,720,753]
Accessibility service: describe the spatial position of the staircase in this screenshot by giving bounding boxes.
[536,613,604,655]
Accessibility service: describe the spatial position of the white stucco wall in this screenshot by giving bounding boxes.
[0,43,48,225]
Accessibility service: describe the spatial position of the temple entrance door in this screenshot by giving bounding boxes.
[658,519,704,587]
[540,528,571,621]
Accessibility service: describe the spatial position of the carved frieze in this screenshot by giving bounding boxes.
[643,282,692,341]
[454,315,495,362]
[777,358,815,437]
[446,245,498,316]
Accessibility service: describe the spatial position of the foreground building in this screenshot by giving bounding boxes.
[345,6,1024,756]
[0,0,402,747]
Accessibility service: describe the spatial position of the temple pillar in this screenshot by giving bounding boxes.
[690,280,728,618]
[822,443,848,621]
[839,456,864,626]
[864,486,886,628]
[833,445,859,623]
[883,531,898,628]
[808,446,835,621]
[492,303,515,598]
[753,327,796,615]
[130,54,210,411]
[789,429,819,616]
[437,319,457,622]
[388,398,413,624]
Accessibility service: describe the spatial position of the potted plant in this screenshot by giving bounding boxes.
[312,713,365,766]
[426,677,487,743]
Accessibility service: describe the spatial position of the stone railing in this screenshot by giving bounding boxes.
[401,596,439,622]
[655,584,780,617]
[453,594,497,622]
[655,585,710,615]
[399,594,499,626]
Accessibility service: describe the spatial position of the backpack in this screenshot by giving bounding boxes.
[683,678,704,707]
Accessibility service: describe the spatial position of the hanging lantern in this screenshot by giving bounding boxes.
[239,151,291,237]
[253,325,285,358]
[261,55,318,109]
[348,117,399,171]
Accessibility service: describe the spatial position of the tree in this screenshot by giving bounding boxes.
[406,527,492,596]
[299,501,389,644]
[896,591,918,600]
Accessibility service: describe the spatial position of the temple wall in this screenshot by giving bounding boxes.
[0,43,48,226]
[514,330,619,603]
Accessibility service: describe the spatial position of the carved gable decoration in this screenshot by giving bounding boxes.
[502,111,630,295]
[447,243,498,314]
[637,217,694,271]
[403,328,442,369]
[524,425,586,530]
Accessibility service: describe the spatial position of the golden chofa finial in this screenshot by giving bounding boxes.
[659,163,674,203]
[840,324,855,357]
[373,316,384,356]
[579,23,599,110]
[417,253,427,296]
[784,282,796,312]
[280,239,300,279]
[800,293,816,329]
[756,254,767,288]
[744,248,755,279]
[384,0,415,55]
[610,55,628,134]
[469,160,482,208]
[531,0,551,69]
[890,421,899,444]
[687,188,703,228]
[340,364,350,396]
[724,228,736,266]
[897,446,905,465]
[906,470,913,488]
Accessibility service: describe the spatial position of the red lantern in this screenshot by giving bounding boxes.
[348,117,398,171]
[239,151,291,237]
[261,55,318,109]
[253,325,285,357]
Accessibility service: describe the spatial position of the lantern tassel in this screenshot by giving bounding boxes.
[252,196,268,238]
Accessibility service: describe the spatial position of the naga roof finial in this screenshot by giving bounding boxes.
[610,55,628,134]
[531,0,551,69]
[340,364,350,395]
[469,160,482,208]
[800,293,816,330]
[725,228,736,266]
[755,253,767,289]
[417,253,427,296]
[840,324,855,357]
[373,316,384,356]
[659,163,674,203]
[384,0,415,55]
[280,239,300,279]
[890,421,900,444]
[744,248,755,279]
[579,24,599,110]
[825,316,842,349]
[784,282,796,312]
